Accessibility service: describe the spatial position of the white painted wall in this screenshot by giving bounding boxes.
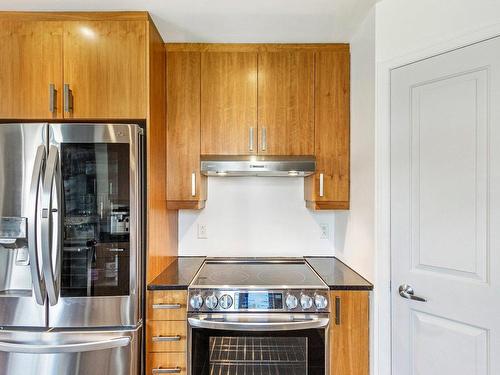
[376,0,500,62]
[178,177,337,257]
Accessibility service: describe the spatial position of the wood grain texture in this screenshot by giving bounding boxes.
[167,43,349,53]
[63,20,147,119]
[305,50,350,209]
[0,20,63,119]
[166,200,206,210]
[201,51,258,155]
[258,51,314,155]
[148,290,188,321]
[147,320,187,353]
[145,21,178,283]
[330,291,369,375]
[147,353,187,375]
[166,51,207,206]
[0,11,151,22]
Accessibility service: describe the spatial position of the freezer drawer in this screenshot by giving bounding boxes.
[0,326,141,375]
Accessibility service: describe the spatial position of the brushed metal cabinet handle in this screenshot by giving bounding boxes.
[249,127,254,151]
[63,84,73,113]
[49,84,56,113]
[319,173,324,197]
[261,127,267,151]
[152,303,181,310]
[152,335,181,342]
[152,368,181,374]
[191,172,196,197]
[335,296,341,325]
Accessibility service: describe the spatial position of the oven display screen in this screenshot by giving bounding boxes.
[236,292,283,310]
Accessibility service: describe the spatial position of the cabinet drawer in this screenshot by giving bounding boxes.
[148,321,187,353]
[148,291,187,321]
[147,353,187,375]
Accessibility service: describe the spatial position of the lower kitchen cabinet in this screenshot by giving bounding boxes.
[147,353,187,375]
[330,291,370,375]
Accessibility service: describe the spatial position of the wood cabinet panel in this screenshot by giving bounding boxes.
[62,20,147,119]
[330,291,369,375]
[147,320,187,353]
[201,52,258,155]
[166,51,206,209]
[147,353,187,375]
[258,51,314,155]
[148,290,188,321]
[305,50,350,209]
[0,20,63,119]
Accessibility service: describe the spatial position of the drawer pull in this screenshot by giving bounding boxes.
[152,335,181,342]
[152,303,181,310]
[152,367,181,374]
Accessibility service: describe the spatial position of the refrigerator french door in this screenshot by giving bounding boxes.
[0,123,143,375]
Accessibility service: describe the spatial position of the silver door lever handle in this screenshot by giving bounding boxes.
[399,284,427,302]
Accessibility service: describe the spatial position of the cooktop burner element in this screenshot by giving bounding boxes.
[188,258,329,313]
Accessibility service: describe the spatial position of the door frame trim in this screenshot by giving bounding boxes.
[375,21,500,375]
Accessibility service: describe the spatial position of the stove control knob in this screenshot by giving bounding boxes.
[219,294,233,309]
[205,294,218,310]
[300,294,313,310]
[190,294,203,310]
[285,293,298,310]
[314,294,328,309]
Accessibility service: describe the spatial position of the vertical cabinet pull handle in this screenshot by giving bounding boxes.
[63,84,73,113]
[249,127,254,151]
[49,84,56,113]
[261,127,267,151]
[335,296,341,325]
[319,173,324,197]
[191,172,196,197]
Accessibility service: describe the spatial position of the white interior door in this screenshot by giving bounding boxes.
[391,37,500,375]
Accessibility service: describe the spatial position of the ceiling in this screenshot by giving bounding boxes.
[0,0,378,42]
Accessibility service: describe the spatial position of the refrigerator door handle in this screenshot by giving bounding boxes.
[28,145,47,305]
[0,336,131,354]
[41,145,62,306]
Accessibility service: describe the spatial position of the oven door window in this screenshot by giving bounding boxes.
[191,328,325,375]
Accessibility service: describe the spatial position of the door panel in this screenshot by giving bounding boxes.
[0,123,48,327]
[0,21,63,119]
[201,52,257,155]
[391,37,500,374]
[258,51,314,155]
[48,123,142,327]
[62,21,146,119]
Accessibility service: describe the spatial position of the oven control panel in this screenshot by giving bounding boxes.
[188,289,330,313]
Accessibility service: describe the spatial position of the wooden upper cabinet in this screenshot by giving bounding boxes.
[305,50,350,210]
[167,51,206,209]
[258,51,314,155]
[201,52,258,155]
[0,21,63,119]
[63,20,147,119]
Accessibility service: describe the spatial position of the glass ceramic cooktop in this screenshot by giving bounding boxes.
[190,259,327,288]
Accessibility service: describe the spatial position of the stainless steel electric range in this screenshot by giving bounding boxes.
[187,258,330,375]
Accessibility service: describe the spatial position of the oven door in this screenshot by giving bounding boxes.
[188,313,329,375]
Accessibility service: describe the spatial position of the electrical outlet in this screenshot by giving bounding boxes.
[319,223,329,240]
[197,224,208,239]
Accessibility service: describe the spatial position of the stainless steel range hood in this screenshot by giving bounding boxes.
[200,155,316,177]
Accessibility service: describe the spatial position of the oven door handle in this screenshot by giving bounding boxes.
[188,316,329,331]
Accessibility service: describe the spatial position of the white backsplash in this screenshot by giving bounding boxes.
[178,177,338,257]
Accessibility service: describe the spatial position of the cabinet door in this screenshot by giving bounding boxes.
[330,291,369,375]
[166,51,206,209]
[0,21,63,119]
[305,51,350,209]
[62,21,147,119]
[258,51,314,155]
[201,52,257,155]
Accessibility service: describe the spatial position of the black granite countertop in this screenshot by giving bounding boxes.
[148,256,373,291]
[147,257,205,290]
[305,257,373,290]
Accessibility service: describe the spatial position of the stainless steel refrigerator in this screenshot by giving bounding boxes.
[0,123,143,375]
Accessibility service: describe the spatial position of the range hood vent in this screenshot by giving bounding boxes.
[200,155,316,177]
